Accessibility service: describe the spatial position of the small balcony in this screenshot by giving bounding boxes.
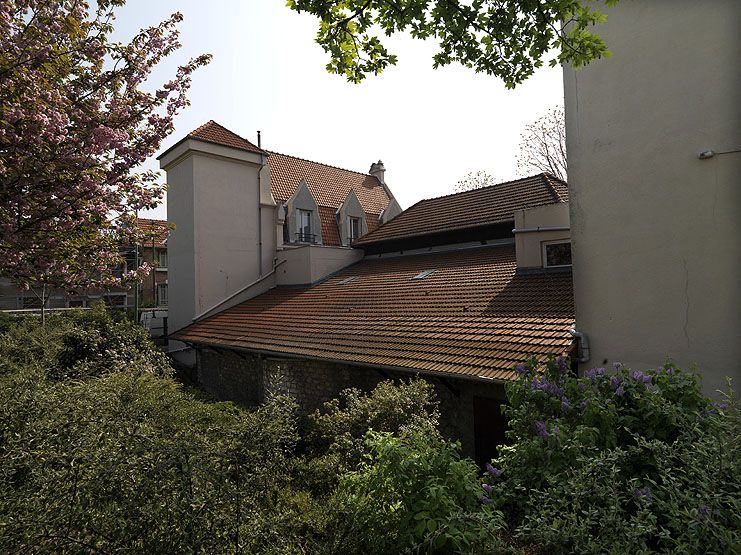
[295,232,317,244]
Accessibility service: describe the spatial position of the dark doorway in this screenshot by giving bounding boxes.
[473,396,508,469]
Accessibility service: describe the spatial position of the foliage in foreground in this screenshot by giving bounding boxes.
[0,312,738,554]
[486,358,740,554]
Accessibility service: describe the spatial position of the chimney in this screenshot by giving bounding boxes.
[369,160,386,184]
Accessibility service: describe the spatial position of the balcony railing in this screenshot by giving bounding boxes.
[295,232,317,244]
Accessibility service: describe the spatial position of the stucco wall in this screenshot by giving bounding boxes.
[196,348,506,458]
[514,202,570,269]
[276,245,363,286]
[563,2,741,394]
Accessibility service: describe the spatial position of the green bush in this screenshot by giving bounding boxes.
[334,430,512,554]
[302,378,440,493]
[0,366,300,553]
[487,358,740,554]
[0,304,171,379]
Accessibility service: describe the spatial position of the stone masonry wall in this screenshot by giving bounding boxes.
[196,348,506,458]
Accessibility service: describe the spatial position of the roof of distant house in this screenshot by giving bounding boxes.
[355,173,568,246]
[266,152,391,247]
[172,244,574,382]
[160,121,393,248]
[137,218,169,247]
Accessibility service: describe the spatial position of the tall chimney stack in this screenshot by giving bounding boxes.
[369,160,386,184]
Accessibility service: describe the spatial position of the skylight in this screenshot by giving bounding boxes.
[338,276,356,285]
[412,269,435,280]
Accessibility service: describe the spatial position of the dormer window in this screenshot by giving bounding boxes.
[543,240,572,267]
[349,217,360,242]
[297,209,314,243]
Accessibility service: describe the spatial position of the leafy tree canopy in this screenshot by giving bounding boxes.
[0,0,209,293]
[287,0,618,86]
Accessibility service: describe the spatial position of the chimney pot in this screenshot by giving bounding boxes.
[369,160,386,184]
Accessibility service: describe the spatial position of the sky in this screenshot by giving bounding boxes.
[112,0,565,220]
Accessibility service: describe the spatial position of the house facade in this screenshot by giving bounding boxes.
[160,124,574,462]
[563,1,741,395]
[0,218,169,312]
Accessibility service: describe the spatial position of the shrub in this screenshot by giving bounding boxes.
[333,430,513,554]
[487,358,740,554]
[302,378,440,493]
[0,366,300,553]
[0,304,171,379]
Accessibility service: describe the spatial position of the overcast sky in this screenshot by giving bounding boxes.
[114,0,564,220]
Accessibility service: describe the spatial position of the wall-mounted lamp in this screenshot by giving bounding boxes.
[698,148,741,160]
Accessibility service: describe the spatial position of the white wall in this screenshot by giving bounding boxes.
[514,202,570,269]
[564,1,741,394]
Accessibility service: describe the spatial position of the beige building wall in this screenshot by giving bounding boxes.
[276,245,363,286]
[161,140,277,349]
[563,2,741,394]
[514,202,570,269]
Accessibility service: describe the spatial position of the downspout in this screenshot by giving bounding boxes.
[569,325,590,363]
[257,132,265,277]
[512,225,570,234]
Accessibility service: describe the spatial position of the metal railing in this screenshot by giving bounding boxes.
[295,232,317,243]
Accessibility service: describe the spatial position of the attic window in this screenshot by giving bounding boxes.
[543,240,572,268]
[412,269,435,280]
[338,276,356,285]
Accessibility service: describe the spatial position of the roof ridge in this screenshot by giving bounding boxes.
[137,217,167,224]
[541,172,568,203]
[267,150,379,181]
[411,173,553,205]
[189,120,261,147]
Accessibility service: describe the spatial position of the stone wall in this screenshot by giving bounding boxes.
[195,347,506,458]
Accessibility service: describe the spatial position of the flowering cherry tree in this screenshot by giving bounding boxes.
[0,0,209,304]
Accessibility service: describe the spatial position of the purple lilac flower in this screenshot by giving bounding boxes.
[556,356,568,373]
[486,463,504,478]
[613,362,623,371]
[553,425,561,435]
[584,367,605,382]
[531,377,562,398]
[698,505,712,520]
[634,487,653,502]
[714,402,729,411]
[579,399,588,409]
[656,365,664,373]
[534,421,550,439]
[482,483,493,494]
[615,385,625,397]
[666,367,674,375]
[561,398,570,412]
[480,495,492,505]
[515,363,529,375]
[631,370,652,384]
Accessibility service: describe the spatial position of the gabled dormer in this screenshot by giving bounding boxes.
[285,179,323,245]
[379,198,402,224]
[336,189,368,246]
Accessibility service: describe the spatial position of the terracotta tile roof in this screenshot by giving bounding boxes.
[187,120,266,155]
[267,151,391,215]
[173,245,574,382]
[137,218,169,247]
[318,206,341,247]
[355,173,568,246]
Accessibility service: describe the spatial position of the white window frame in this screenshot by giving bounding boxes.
[157,249,167,271]
[542,240,572,268]
[348,216,360,242]
[157,283,168,306]
[297,209,312,242]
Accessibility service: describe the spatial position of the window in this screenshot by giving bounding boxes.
[348,217,360,242]
[157,249,167,270]
[103,293,126,307]
[297,209,313,242]
[412,269,435,280]
[543,240,572,267]
[22,296,42,309]
[68,298,85,308]
[157,283,168,306]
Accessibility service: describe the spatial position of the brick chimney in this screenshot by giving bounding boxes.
[369,160,386,184]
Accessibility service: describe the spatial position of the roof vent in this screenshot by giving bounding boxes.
[412,269,435,280]
[338,276,356,285]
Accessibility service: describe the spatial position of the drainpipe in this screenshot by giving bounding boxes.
[256,149,265,277]
[512,225,570,234]
[569,325,590,363]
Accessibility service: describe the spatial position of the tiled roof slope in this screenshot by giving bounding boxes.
[267,151,391,215]
[137,218,169,247]
[173,245,574,382]
[187,121,266,154]
[355,173,568,246]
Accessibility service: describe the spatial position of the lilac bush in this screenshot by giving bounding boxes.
[484,358,740,553]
